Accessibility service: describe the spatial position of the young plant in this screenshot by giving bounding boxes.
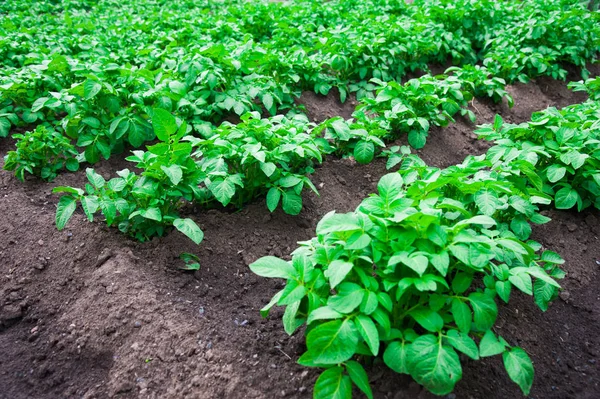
[53,109,203,244]
[187,112,323,215]
[3,125,79,181]
[251,154,563,398]
[476,101,600,211]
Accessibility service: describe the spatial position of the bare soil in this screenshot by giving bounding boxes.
[1,75,599,399]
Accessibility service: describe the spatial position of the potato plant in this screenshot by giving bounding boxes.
[3,125,79,181]
[251,154,564,398]
[476,98,600,211]
[53,109,203,244]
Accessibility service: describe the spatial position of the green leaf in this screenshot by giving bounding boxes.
[495,280,511,303]
[65,158,79,172]
[260,162,277,177]
[510,216,532,240]
[468,292,497,331]
[454,215,496,228]
[313,367,352,399]
[479,329,506,357]
[173,218,204,244]
[86,168,105,188]
[503,347,534,395]
[262,93,274,111]
[325,260,353,289]
[407,334,462,395]
[306,319,359,365]
[446,329,479,360]
[345,361,373,399]
[139,207,162,221]
[56,196,77,230]
[377,173,404,203]
[554,186,579,209]
[161,165,183,185]
[408,130,427,149]
[403,254,429,276]
[266,187,281,212]
[249,256,296,279]
[0,117,10,137]
[354,140,375,164]
[80,196,99,221]
[83,79,102,100]
[328,283,365,314]
[208,179,236,206]
[282,191,302,215]
[307,307,343,325]
[179,252,200,271]
[152,108,178,141]
[451,298,472,333]
[546,164,566,183]
[384,340,409,374]
[283,300,304,335]
[474,188,500,216]
[410,308,444,332]
[533,279,557,312]
[354,314,379,356]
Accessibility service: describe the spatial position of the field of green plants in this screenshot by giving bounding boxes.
[1,0,600,398]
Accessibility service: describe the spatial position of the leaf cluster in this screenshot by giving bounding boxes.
[3,125,79,181]
[251,153,564,398]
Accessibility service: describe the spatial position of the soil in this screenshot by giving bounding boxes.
[1,73,599,399]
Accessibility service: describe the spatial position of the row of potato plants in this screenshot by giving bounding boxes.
[1,0,598,162]
[2,65,511,244]
[248,76,600,397]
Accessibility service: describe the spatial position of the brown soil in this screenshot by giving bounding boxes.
[1,75,599,399]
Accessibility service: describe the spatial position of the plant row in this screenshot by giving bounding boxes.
[1,0,598,162]
[2,65,513,244]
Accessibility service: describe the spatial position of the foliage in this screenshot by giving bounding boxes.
[53,109,204,243]
[476,99,600,211]
[251,153,564,397]
[1,0,598,164]
[318,65,513,151]
[186,112,321,214]
[3,125,78,181]
[568,76,600,100]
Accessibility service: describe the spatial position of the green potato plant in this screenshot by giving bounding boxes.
[3,125,79,181]
[476,99,600,211]
[53,109,203,244]
[251,153,563,398]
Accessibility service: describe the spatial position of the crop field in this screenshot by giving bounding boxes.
[1,0,600,398]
